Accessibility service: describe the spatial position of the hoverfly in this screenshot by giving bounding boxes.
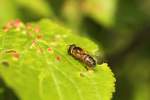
[68,44,96,70]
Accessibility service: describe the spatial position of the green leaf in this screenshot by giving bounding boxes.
[0,19,115,100]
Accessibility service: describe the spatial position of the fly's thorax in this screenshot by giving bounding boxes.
[70,46,84,57]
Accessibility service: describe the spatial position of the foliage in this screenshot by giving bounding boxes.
[0,0,150,100]
[0,19,115,100]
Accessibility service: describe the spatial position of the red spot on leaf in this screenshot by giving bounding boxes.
[3,19,23,32]
[56,56,61,61]
[34,26,40,33]
[3,27,9,32]
[37,34,43,39]
[47,48,52,52]
[12,52,20,60]
[13,19,21,28]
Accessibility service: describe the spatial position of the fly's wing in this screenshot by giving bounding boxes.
[90,51,104,65]
[95,55,105,64]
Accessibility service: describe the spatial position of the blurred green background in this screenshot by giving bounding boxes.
[0,0,150,100]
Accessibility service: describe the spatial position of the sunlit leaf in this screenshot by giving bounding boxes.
[0,19,115,100]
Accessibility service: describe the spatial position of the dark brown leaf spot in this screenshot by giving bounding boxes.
[1,61,9,67]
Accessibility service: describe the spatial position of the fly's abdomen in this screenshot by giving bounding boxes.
[84,55,96,68]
